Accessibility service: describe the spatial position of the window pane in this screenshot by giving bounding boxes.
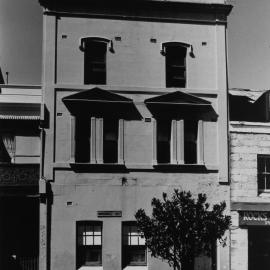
[75,118,90,163]
[157,120,171,163]
[258,174,266,190]
[258,157,266,173]
[266,158,270,173]
[103,119,118,163]
[266,175,270,190]
[184,121,198,164]
[93,235,101,246]
[85,248,102,264]
[138,236,145,245]
[85,236,94,246]
[130,236,139,246]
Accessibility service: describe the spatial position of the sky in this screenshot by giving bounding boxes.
[0,0,270,90]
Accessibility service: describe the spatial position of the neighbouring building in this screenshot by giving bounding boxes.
[0,84,41,270]
[230,89,270,270]
[37,1,232,270]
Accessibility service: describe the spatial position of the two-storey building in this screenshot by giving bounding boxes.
[0,84,41,270]
[38,1,232,270]
[230,89,270,270]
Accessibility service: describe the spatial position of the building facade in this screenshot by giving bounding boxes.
[0,85,41,270]
[38,1,232,270]
[230,89,270,270]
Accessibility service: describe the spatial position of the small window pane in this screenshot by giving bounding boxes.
[266,175,270,190]
[258,157,266,173]
[138,236,145,246]
[130,236,139,245]
[85,236,94,246]
[94,236,101,246]
[258,174,265,190]
[103,119,118,163]
[157,120,171,163]
[266,159,270,173]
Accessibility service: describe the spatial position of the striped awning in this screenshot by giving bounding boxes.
[0,115,40,120]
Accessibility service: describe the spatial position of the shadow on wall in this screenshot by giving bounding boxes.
[229,90,270,122]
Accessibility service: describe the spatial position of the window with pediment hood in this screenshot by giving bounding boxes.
[80,37,113,85]
[62,87,139,165]
[145,91,215,165]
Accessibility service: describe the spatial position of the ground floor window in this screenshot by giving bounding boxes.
[122,222,146,267]
[77,221,102,268]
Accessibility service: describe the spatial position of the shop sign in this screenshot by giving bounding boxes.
[239,211,270,226]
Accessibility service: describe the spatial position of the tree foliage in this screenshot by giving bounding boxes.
[135,190,231,270]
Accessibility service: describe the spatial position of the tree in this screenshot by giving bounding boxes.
[135,189,231,270]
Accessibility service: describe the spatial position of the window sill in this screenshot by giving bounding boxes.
[258,190,270,197]
[53,162,218,172]
[78,266,103,270]
[123,266,147,270]
[69,162,127,172]
[153,163,217,173]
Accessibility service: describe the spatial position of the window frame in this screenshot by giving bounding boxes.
[257,155,270,193]
[122,222,147,267]
[76,221,103,268]
[161,42,190,88]
[154,118,204,165]
[70,116,124,165]
[80,37,112,85]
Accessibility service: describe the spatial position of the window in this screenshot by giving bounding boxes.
[157,120,171,163]
[258,155,270,192]
[103,118,118,163]
[184,120,198,164]
[75,117,91,163]
[72,117,122,164]
[155,119,202,165]
[164,43,187,88]
[77,221,102,268]
[122,222,146,267]
[81,38,108,85]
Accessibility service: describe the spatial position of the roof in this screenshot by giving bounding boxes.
[0,85,41,120]
[229,88,265,103]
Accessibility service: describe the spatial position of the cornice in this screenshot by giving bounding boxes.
[39,1,232,23]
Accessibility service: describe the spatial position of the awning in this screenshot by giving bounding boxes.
[0,103,40,121]
[62,87,140,119]
[144,91,215,118]
[0,115,40,120]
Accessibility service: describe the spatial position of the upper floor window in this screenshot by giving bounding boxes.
[76,221,102,268]
[63,88,133,165]
[74,117,121,164]
[80,38,111,85]
[162,42,188,88]
[145,91,212,166]
[258,155,270,192]
[156,119,201,165]
[122,222,146,267]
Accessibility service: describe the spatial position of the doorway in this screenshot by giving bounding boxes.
[249,227,270,270]
[0,196,39,270]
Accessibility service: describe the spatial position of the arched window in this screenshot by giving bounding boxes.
[161,42,190,88]
[80,37,112,85]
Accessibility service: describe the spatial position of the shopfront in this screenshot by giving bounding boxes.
[238,210,270,270]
